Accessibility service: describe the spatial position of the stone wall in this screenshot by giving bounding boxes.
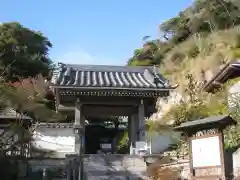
[157,148,240,179]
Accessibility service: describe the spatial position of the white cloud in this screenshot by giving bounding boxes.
[54,49,124,66]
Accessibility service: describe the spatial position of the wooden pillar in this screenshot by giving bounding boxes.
[129,114,137,154]
[66,162,71,180]
[81,116,85,154]
[74,101,81,153]
[65,155,72,180]
[128,116,132,150]
[70,159,76,180]
[73,158,78,180]
[74,99,85,180]
[138,100,146,141]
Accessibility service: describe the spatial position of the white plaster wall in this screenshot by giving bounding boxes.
[228,81,240,108]
[33,127,75,158]
[233,148,240,169]
[148,131,179,154]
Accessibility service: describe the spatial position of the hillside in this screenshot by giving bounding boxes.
[126,0,240,150]
[160,26,240,91]
[128,0,240,92]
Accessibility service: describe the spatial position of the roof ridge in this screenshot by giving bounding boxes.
[50,63,174,91]
[62,63,151,68]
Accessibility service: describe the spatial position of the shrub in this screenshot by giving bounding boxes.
[186,44,200,58]
[234,34,240,48]
[169,51,185,64]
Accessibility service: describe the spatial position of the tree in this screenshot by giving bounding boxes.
[0,77,61,179]
[190,0,240,30]
[160,15,191,44]
[128,0,240,67]
[160,0,240,45]
[0,22,60,180]
[0,22,53,82]
[127,39,170,66]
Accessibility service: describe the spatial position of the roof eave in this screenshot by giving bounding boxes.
[174,115,236,132]
[203,61,240,92]
[49,84,177,91]
[203,64,235,92]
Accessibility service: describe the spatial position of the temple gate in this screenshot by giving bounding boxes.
[50,63,175,179]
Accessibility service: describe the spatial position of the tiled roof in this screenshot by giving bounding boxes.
[202,60,240,92]
[175,115,236,131]
[51,64,173,90]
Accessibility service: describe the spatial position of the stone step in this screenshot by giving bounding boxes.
[86,176,147,180]
[83,154,150,180]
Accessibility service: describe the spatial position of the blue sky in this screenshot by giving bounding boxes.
[1,0,193,66]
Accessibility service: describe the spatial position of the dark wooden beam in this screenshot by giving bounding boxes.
[83,105,137,116]
[57,104,137,116]
[61,96,141,106]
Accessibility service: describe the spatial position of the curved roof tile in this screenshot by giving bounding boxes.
[51,64,173,90]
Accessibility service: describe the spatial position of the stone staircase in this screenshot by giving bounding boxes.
[83,154,149,180]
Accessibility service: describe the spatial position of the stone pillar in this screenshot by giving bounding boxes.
[66,154,76,180]
[42,168,47,180]
[138,100,146,141]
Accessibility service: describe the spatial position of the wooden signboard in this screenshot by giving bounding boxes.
[175,115,237,180]
[190,129,225,180]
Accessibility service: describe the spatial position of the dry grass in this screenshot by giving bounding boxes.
[161,26,240,92]
[146,156,182,180]
[147,165,181,180]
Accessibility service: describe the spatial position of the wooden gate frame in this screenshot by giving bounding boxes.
[175,115,236,180]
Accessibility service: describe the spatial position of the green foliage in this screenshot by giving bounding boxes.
[161,74,239,149]
[128,58,154,66]
[222,78,240,148]
[128,0,240,152]
[117,131,128,150]
[0,79,61,178]
[186,44,200,58]
[0,22,61,179]
[0,81,17,109]
[235,34,240,48]
[168,51,186,64]
[0,22,53,82]
[128,0,240,67]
